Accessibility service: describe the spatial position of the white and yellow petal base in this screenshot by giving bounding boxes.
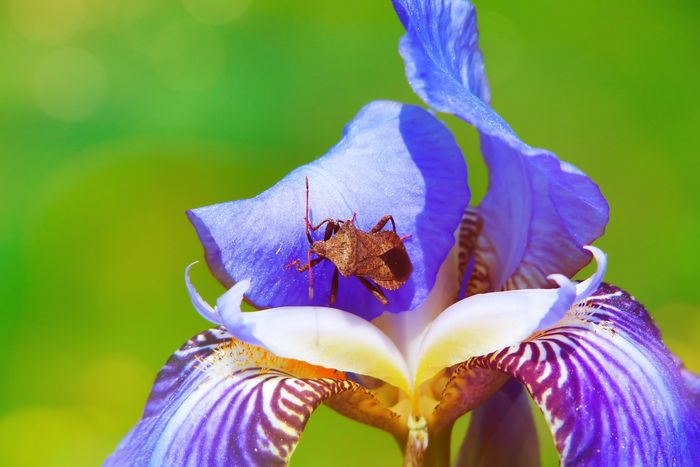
[144,247,606,466]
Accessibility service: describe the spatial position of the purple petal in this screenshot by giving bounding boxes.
[105,328,388,466]
[392,0,491,104]
[456,379,540,467]
[681,367,700,412]
[188,101,468,320]
[430,365,506,433]
[471,284,700,464]
[394,0,609,291]
[478,139,609,291]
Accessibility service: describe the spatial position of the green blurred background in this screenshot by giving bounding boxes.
[1,0,698,465]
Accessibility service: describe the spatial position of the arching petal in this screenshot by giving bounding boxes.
[471,284,700,465]
[427,365,506,433]
[414,247,605,385]
[456,379,540,467]
[188,100,469,320]
[106,328,403,467]
[414,277,575,385]
[186,267,412,393]
[393,0,609,292]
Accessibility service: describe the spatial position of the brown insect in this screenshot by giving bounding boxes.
[286,177,413,306]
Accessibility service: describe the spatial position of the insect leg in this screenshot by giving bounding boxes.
[322,220,341,241]
[310,218,339,232]
[356,276,389,306]
[307,249,314,299]
[305,177,313,244]
[286,256,324,272]
[329,267,339,305]
[370,215,396,233]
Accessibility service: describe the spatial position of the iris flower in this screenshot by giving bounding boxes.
[107,0,700,465]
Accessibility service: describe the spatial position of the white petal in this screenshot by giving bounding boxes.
[413,247,606,385]
[184,262,221,324]
[185,267,411,393]
[574,246,607,300]
[373,246,460,373]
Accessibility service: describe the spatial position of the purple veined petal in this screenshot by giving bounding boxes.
[682,368,700,412]
[428,365,507,433]
[393,0,609,292]
[106,328,402,467]
[188,100,469,320]
[470,283,700,465]
[456,379,540,467]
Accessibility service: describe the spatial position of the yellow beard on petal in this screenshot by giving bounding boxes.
[194,338,348,381]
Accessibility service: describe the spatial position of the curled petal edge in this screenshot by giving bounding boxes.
[185,264,412,393]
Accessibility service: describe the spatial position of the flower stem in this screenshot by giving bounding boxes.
[403,421,453,467]
[422,425,452,467]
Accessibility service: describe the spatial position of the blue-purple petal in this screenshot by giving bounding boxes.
[472,284,700,465]
[393,0,609,291]
[188,101,468,320]
[681,367,700,412]
[106,328,367,467]
[457,379,540,467]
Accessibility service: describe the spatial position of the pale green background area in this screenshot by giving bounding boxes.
[1,0,699,465]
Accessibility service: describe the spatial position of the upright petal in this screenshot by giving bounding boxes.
[187,268,412,392]
[456,379,540,467]
[188,100,469,320]
[477,139,609,291]
[471,284,700,465]
[106,328,403,467]
[394,0,609,291]
[392,0,491,104]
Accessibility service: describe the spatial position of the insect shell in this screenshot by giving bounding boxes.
[287,177,413,306]
[311,215,413,292]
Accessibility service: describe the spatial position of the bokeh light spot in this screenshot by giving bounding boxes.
[478,10,523,85]
[181,0,252,25]
[0,408,107,467]
[78,355,152,430]
[10,0,86,45]
[150,22,226,92]
[84,0,155,27]
[33,48,109,122]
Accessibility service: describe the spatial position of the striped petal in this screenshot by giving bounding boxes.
[188,100,468,320]
[471,284,700,465]
[106,328,401,466]
[413,247,605,385]
[186,266,412,393]
[428,365,506,433]
[393,0,609,292]
[456,379,540,467]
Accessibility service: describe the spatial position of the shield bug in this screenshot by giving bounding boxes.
[286,177,413,306]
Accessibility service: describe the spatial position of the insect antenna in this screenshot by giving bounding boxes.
[305,176,314,299]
